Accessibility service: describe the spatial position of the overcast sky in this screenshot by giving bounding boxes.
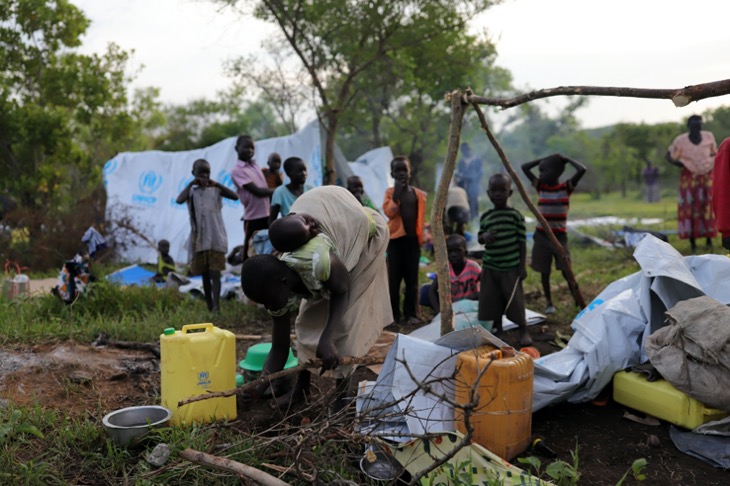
[75,0,730,129]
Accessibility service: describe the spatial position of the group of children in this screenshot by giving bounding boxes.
[386,151,586,347]
[170,130,587,349]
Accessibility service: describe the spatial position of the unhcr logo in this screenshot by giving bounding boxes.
[102,159,118,187]
[132,170,163,206]
[197,370,211,388]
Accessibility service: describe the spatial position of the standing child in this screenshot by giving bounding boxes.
[420,234,481,314]
[347,175,378,211]
[262,152,285,191]
[231,135,273,261]
[177,159,238,312]
[478,173,532,346]
[269,157,312,225]
[521,153,586,314]
[383,156,427,325]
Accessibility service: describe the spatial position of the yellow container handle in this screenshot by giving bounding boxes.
[182,323,214,334]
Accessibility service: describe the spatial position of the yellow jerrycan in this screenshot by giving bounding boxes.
[454,345,534,461]
[160,323,237,425]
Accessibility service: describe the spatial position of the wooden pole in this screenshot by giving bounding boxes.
[465,79,730,109]
[432,89,466,337]
[178,355,385,408]
[466,89,586,310]
[180,448,291,486]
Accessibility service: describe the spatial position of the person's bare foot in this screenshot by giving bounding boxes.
[519,329,533,346]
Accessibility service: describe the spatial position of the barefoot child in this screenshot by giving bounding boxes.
[521,153,586,314]
[478,173,532,346]
[177,159,238,312]
[383,156,427,326]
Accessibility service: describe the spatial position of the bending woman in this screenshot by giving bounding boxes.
[240,186,391,408]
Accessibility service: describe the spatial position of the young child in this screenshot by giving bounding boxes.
[262,152,284,191]
[521,153,586,314]
[177,159,238,312]
[346,175,377,210]
[478,173,532,346]
[383,156,427,326]
[231,135,273,262]
[152,239,176,283]
[420,234,481,314]
[269,157,312,225]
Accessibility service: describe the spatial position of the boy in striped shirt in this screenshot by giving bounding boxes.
[477,173,532,346]
[521,154,586,314]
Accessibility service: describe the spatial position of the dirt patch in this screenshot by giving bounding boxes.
[0,342,159,415]
[1,328,727,484]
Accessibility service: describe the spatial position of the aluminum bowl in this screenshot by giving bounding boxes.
[102,405,172,448]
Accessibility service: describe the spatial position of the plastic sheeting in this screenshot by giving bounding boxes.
[532,235,730,412]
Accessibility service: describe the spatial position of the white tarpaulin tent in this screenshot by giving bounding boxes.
[531,234,730,411]
[104,121,323,264]
[104,120,395,265]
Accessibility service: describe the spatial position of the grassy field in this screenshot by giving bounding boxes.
[0,189,718,484]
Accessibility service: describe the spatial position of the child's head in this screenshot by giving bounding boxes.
[240,254,291,310]
[283,157,307,185]
[192,159,211,182]
[269,212,321,252]
[446,234,468,266]
[267,152,282,172]
[537,154,565,185]
[235,135,255,162]
[346,175,365,202]
[487,173,512,209]
[391,156,411,183]
[158,239,170,255]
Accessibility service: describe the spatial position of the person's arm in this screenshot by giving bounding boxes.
[263,312,293,374]
[212,180,238,200]
[269,204,281,226]
[521,159,540,184]
[563,155,587,187]
[382,188,400,219]
[665,150,684,168]
[244,182,274,198]
[175,180,195,204]
[317,252,349,371]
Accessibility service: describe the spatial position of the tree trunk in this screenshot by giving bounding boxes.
[324,112,338,185]
[433,90,466,336]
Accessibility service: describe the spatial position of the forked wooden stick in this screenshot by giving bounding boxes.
[177,355,385,408]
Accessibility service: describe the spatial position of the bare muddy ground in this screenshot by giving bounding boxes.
[1,323,727,484]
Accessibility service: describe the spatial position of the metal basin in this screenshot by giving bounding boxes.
[102,405,172,448]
